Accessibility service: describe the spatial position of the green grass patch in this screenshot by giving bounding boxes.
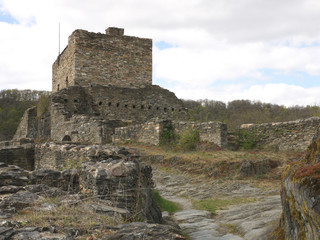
[153,190,182,214]
[192,197,257,215]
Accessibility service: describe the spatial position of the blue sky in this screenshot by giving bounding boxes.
[0,9,18,24]
[1,0,320,106]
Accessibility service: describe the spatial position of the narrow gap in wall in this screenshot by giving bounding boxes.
[164,107,167,112]
[99,101,103,106]
[141,105,144,109]
[132,105,136,109]
[171,108,174,112]
[74,99,78,103]
[116,103,120,107]
[124,104,128,108]
[64,99,68,103]
[108,102,112,107]
[156,107,159,110]
[148,106,152,110]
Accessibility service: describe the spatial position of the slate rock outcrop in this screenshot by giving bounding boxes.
[0,144,186,239]
[102,222,186,240]
[276,127,320,240]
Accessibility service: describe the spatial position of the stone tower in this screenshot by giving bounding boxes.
[52,27,152,93]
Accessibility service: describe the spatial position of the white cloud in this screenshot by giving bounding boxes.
[172,83,320,107]
[0,0,320,106]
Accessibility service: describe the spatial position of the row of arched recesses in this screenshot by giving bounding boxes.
[97,101,182,112]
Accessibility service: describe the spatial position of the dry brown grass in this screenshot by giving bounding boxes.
[124,142,304,185]
[14,196,122,239]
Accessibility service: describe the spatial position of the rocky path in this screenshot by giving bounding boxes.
[153,167,282,240]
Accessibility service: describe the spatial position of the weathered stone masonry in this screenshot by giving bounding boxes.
[240,117,320,151]
[113,119,228,148]
[0,144,34,171]
[50,85,187,143]
[52,27,152,93]
[173,121,228,148]
[13,106,51,142]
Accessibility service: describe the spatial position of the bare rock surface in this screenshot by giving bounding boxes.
[101,222,186,240]
[153,167,282,240]
[0,145,185,239]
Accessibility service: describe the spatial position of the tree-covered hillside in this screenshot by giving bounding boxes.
[1,89,320,141]
[0,89,50,141]
[183,99,320,131]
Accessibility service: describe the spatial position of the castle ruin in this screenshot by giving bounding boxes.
[13,27,228,147]
[52,27,152,92]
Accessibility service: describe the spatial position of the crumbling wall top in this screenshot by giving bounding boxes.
[105,27,124,36]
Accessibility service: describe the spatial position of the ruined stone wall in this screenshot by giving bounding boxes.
[0,144,34,170]
[50,112,103,144]
[1,143,161,223]
[52,44,75,93]
[113,120,228,148]
[240,117,320,151]
[51,85,186,123]
[13,106,51,142]
[173,121,228,148]
[50,85,187,143]
[13,107,37,140]
[52,28,152,93]
[113,119,163,145]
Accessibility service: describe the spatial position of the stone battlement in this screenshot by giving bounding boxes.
[52,27,152,93]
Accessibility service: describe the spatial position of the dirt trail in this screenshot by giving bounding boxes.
[153,167,281,240]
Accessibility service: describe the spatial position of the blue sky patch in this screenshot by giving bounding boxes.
[258,68,320,88]
[153,77,178,88]
[154,41,177,50]
[281,40,320,48]
[0,8,18,24]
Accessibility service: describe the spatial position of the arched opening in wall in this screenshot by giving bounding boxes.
[116,103,120,107]
[148,106,152,110]
[156,107,159,110]
[164,107,167,112]
[108,102,112,107]
[99,101,103,106]
[66,77,69,88]
[141,105,144,109]
[132,105,136,109]
[171,108,175,112]
[62,135,71,142]
[74,99,78,103]
[124,104,128,108]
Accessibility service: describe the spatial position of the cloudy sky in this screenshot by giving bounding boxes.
[1,0,320,106]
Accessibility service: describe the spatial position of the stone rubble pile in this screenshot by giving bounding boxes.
[0,144,186,240]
